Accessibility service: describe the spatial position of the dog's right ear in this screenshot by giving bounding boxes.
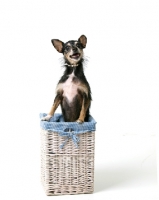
[51,39,64,53]
[78,35,87,48]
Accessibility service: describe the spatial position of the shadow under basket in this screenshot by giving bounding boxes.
[40,113,96,196]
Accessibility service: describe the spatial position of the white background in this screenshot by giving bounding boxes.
[0,0,158,199]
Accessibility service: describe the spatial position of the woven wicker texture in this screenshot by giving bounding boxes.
[41,129,95,195]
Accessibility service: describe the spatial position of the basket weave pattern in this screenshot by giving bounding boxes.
[41,129,95,195]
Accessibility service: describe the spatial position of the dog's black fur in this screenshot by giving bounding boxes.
[42,35,91,123]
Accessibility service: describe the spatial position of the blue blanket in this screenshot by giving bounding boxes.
[40,113,96,148]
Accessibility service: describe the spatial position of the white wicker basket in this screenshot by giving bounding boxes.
[40,113,96,196]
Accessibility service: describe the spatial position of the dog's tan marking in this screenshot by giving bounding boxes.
[48,98,61,116]
[56,83,63,93]
[77,98,90,123]
[78,84,88,96]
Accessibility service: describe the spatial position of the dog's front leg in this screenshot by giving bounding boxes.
[76,95,90,123]
[41,93,62,121]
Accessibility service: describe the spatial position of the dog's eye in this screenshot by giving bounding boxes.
[65,46,70,51]
[76,43,82,49]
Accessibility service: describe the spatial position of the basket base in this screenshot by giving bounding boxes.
[42,183,94,196]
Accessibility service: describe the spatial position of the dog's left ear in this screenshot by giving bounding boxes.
[78,35,87,48]
[51,39,64,53]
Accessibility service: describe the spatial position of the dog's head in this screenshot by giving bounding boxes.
[51,35,87,66]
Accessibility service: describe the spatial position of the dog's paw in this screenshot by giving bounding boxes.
[41,114,52,121]
[76,119,84,124]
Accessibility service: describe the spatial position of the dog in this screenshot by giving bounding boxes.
[41,35,91,123]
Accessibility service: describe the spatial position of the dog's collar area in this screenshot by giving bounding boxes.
[64,63,79,67]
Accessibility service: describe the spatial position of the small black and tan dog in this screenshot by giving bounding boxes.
[42,35,91,123]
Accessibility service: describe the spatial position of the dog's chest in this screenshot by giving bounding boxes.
[62,72,79,102]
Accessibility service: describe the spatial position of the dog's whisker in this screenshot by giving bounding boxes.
[58,57,65,64]
[82,56,90,68]
[58,57,66,68]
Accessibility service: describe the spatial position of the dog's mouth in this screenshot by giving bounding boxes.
[70,53,80,60]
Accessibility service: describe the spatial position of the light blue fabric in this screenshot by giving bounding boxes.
[40,113,96,148]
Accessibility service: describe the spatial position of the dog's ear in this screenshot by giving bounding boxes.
[78,35,87,48]
[51,39,64,53]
